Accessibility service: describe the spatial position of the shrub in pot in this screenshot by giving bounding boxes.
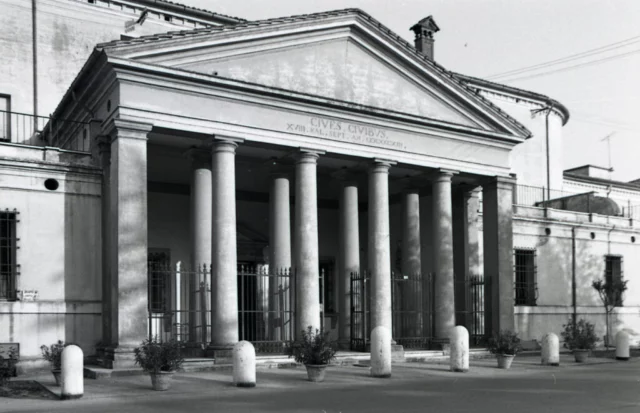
[133,338,184,391]
[487,330,521,369]
[561,318,598,362]
[40,340,65,386]
[285,326,337,382]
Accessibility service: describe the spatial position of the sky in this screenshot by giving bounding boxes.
[186,0,640,183]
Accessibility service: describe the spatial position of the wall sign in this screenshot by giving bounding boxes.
[286,116,406,150]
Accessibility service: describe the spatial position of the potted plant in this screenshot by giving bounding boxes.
[285,326,337,382]
[133,337,184,391]
[40,340,65,386]
[487,330,521,369]
[561,318,598,362]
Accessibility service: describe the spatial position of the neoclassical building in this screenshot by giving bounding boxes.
[1,1,639,370]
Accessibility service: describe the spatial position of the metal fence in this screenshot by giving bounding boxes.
[456,275,490,346]
[351,271,489,351]
[514,183,640,218]
[237,265,294,354]
[0,109,89,152]
[391,272,434,350]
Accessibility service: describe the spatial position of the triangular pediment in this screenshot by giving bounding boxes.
[178,38,476,126]
[101,9,530,139]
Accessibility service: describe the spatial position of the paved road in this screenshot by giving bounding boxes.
[3,357,640,413]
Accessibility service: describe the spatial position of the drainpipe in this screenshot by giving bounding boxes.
[32,0,38,127]
[571,226,577,325]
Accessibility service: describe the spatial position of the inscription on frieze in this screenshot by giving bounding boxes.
[286,116,406,150]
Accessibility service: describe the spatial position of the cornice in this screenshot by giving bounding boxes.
[109,56,524,146]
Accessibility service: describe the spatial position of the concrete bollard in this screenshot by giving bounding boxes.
[449,326,469,372]
[370,326,391,378]
[233,341,256,387]
[541,333,560,366]
[616,331,630,361]
[61,345,83,400]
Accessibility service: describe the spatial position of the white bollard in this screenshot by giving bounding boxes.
[61,345,83,400]
[370,326,391,378]
[541,333,560,366]
[233,341,256,387]
[449,326,469,372]
[616,331,630,361]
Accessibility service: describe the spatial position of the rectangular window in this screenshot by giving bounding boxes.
[514,249,537,306]
[605,255,623,306]
[0,95,10,142]
[0,210,18,300]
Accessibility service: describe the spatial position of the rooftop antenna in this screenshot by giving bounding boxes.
[600,132,616,184]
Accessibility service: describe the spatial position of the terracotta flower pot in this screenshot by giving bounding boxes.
[496,354,515,369]
[305,364,328,382]
[573,349,589,363]
[149,371,175,391]
[52,369,62,386]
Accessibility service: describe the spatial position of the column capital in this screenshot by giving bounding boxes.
[482,175,517,191]
[184,147,212,168]
[403,187,421,196]
[295,148,324,164]
[96,135,111,154]
[368,158,396,174]
[211,139,238,154]
[102,119,153,141]
[432,168,459,183]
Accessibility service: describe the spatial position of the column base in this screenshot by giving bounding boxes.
[205,345,235,364]
[337,339,351,351]
[431,338,451,354]
[100,346,138,369]
[182,342,207,358]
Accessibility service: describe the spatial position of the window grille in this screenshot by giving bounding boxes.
[514,249,537,306]
[604,255,623,306]
[0,210,19,300]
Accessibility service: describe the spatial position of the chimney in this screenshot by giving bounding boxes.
[410,16,440,60]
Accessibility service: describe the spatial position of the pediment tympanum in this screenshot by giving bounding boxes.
[178,38,476,127]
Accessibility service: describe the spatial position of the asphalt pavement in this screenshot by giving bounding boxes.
[2,354,639,413]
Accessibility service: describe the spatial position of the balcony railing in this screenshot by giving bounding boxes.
[0,110,90,152]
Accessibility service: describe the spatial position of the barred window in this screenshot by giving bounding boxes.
[1,210,19,300]
[514,249,537,306]
[605,255,623,306]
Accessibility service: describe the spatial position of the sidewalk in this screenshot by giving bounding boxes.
[3,356,638,413]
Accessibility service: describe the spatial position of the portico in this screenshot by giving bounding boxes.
[49,9,527,366]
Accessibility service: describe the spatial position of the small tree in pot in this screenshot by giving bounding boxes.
[487,330,521,369]
[134,338,184,391]
[285,326,337,382]
[40,340,65,386]
[561,318,598,362]
[592,276,627,348]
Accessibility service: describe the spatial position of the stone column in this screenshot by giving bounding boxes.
[269,172,292,341]
[186,148,212,344]
[401,189,421,338]
[294,150,323,338]
[483,176,515,334]
[452,187,480,329]
[105,119,152,368]
[210,139,241,352]
[338,180,360,349]
[432,169,457,344]
[368,160,395,335]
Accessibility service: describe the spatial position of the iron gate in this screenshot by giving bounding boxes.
[391,272,434,349]
[350,271,369,351]
[350,271,490,351]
